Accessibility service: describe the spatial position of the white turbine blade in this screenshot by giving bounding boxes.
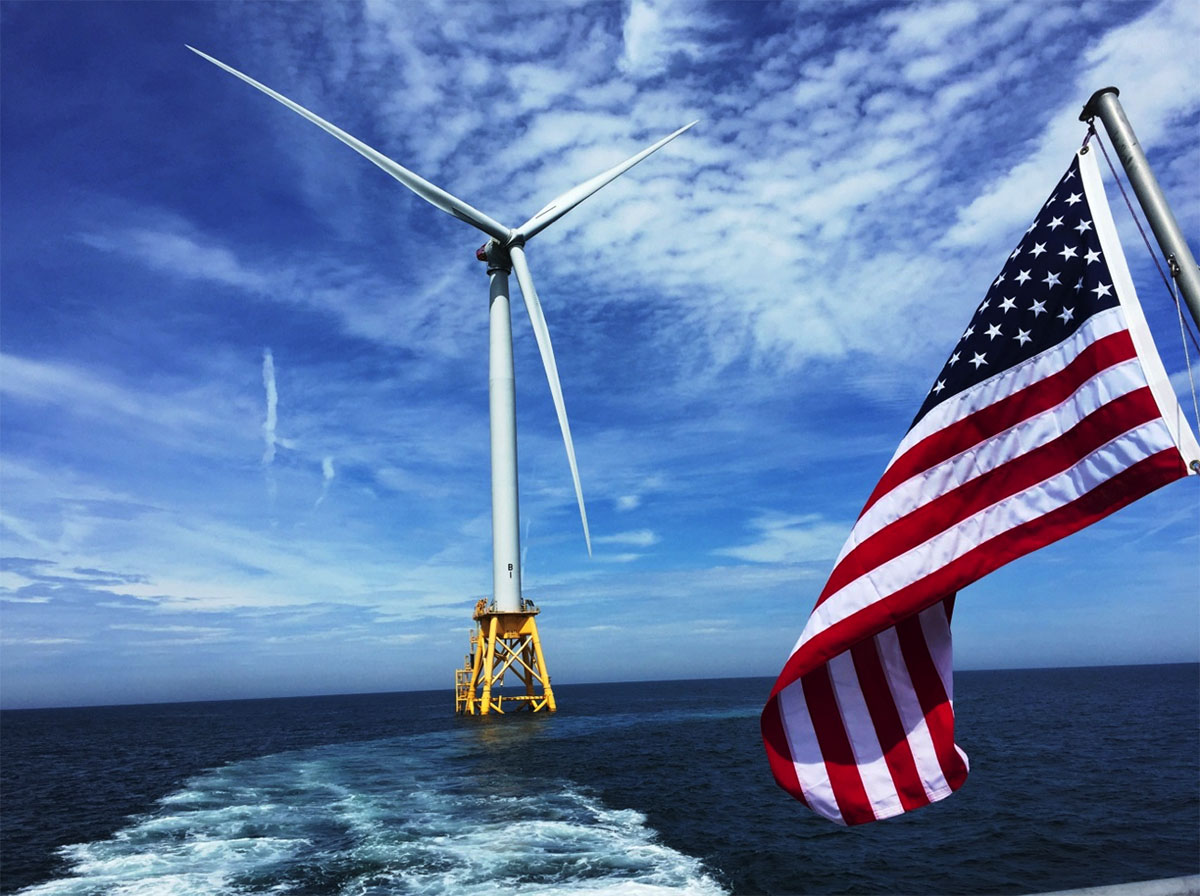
[508,244,592,556]
[186,46,511,242]
[511,121,698,244]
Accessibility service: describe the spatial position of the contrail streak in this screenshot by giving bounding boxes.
[315,456,335,508]
[262,349,277,466]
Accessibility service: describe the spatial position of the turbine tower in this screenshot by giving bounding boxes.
[188,47,694,714]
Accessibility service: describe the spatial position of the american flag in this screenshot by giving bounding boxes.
[761,144,1200,826]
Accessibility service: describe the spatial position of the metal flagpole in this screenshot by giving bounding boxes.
[1081,87,1200,328]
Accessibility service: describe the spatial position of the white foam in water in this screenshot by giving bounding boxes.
[17,733,729,896]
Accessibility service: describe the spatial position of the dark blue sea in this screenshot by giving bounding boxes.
[2,666,1197,895]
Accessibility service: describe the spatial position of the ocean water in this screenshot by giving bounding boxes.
[1,666,1196,895]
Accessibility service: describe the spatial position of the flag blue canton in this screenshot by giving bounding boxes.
[913,153,1122,428]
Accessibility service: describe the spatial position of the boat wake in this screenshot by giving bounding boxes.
[18,731,728,895]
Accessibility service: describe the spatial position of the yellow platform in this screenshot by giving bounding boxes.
[455,599,557,715]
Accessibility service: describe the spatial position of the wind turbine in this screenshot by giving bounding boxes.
[188,47,695,714]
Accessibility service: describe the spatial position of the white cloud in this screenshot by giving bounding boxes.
[81,218,481,365]
[620,0,699,77]
[884,0,981,52]
[78,228,270,293]
[0,353,254,451]
[1,511,61,553]
[594,552,642,564]
[594,529,660,548]
[715,513,847,565]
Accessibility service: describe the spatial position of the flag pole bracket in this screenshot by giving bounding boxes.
[1079,86,1120,123]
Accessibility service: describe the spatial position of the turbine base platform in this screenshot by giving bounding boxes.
[455,600,557,715]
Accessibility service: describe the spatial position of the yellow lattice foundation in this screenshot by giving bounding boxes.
[455,599,556,715]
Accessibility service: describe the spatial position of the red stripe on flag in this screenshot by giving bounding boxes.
[850,639,929,813]
[769,448,1186,699]
[861,331,1137,518]
[802,664,875,825]
[818,387,1162,606]
[896,609,967,792]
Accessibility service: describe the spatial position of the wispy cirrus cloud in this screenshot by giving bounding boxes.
[715,513,848,566]
[594,529,661,548]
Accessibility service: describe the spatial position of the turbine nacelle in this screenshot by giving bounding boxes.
[476,240,511,271]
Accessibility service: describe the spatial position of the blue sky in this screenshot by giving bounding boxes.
[2,0,1197,709]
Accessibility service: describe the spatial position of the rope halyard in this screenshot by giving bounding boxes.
[1094,131,1200,352]
[1089,127,1200,433]
[1093,130,1174,296]
[1170,259,1200,443]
